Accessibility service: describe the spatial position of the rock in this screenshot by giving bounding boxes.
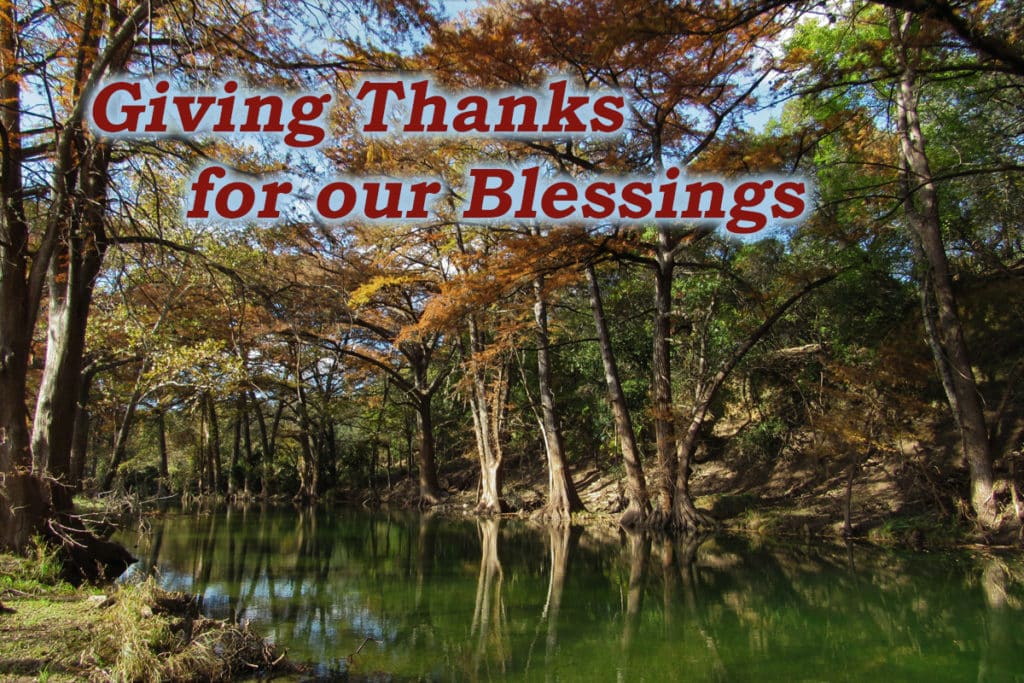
[87,594,116,609]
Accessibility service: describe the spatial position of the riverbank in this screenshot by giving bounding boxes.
[348,446,988,549]
[0,549,294,681]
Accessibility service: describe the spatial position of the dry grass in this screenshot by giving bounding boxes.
[86,579,288,682]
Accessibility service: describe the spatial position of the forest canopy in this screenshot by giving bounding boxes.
[1,0,1022,559]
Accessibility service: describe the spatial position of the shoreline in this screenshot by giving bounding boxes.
[0,551,297,682]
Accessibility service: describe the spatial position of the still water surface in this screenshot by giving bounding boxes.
[114,508,1024,681]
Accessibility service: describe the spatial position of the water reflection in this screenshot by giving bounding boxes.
[117,509,1024,681]
[471,518,508,678]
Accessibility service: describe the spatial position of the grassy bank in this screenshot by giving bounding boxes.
[0,546,293,682]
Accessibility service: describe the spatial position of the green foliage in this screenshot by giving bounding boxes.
[0,541,72,594]
[734,416,789,465]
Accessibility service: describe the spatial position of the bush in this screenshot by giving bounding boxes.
[734,416,788,465]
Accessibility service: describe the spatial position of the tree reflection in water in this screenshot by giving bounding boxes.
[114,508,1024,681]
[470,517,508,677]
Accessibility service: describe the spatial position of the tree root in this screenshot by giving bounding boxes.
[2,472,134,584]
[474,498,509,515]
[417,487,449,508]
[637,502,717,534]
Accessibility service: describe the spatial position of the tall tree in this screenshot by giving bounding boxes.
[1,0,165,552]
[781,2,1023,532]
[532,264,586,520]
[585,261,650,526]
[888,9,998,529]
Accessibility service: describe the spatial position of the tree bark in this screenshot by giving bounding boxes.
[533,275,584,521]
[156,407,169,498]
[413,394,445,504]
[454,226,507,513]
[890,10,999,531]
[586,263,649,527]
[229,400,242,499]
[651,237,678,520]
[296,420,316,501]
[69,365,101,491]
[207,393,222,493]
[252,393,282,497]
[0,0,156,564]
[31,230,104,494]
[469,377,507,513]
[409,350,445,505]
[465,318,509,514]
[29,1,117,494]
[242,403,253,497]
[0,0,33,477]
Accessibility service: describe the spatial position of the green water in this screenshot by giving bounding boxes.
[114,508,1024,681]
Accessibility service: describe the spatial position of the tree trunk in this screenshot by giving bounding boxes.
[890,10,999,531]
[207,393,222,494]
[0,0,35,479]
[469,378,505,513]
[156,407,169,498]
[673,419,714,531]
[197,400,210,494]
[31,239,103,495]
[651,240,678,521]
[843,456,857,537]
[466,318,508,514]
[1,0,155,574]
[252,394,282,497]
[69,366,98,491]
[414,394,445,504]
[100,362,147,491]
[408,349,445,504]
[293,376,318,501]
[0,359,30,475]
[297,421,316,501]
[30,61,114,494]
[229,401,242,499]
[586,263,649,527]
[324,422,337,486]
[533,275,584,521]
[477,455,504,514]
[0,473,49,551]
[242,404,253,497]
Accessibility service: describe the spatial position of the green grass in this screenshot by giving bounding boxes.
[0,539,75,595]
[1,549,288,682]
[866,513,969,548]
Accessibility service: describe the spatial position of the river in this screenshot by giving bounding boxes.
[113,507,1024,681]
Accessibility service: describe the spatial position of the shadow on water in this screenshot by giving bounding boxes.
[116,507,1024,682]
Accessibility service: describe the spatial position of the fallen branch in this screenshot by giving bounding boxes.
[347,636,382,663]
